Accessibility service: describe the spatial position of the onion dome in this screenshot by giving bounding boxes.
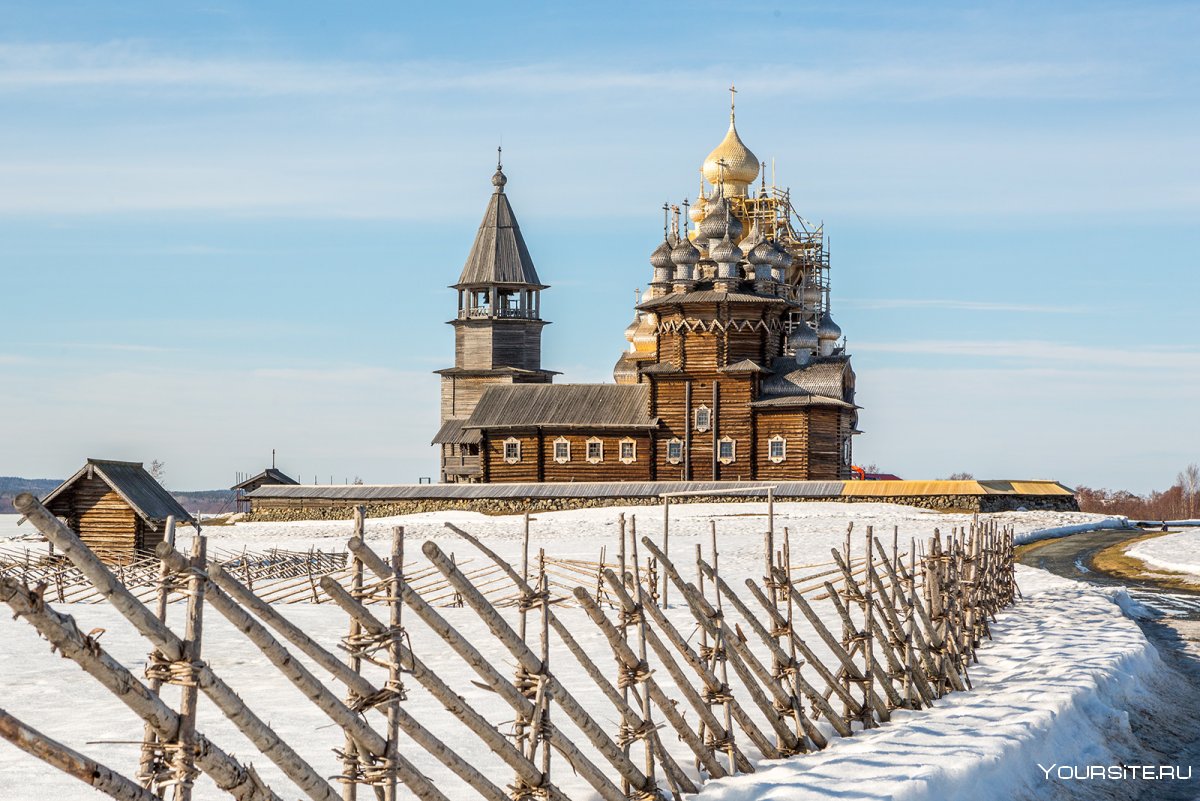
[709,234,742,265]
[492,167,507,191]
[767,240,792,269]
[702,119,759,196]
[624,317,640,343]
[671,234,700,267]
[689,193,708,223]
[650,240,673,270]
[740,219,763,256]
[698,197,744,243]
[801,279,822,305]
[816,311,842,341]
[787,322,819,351]
[632,314,658,352]
[749,240,775,266]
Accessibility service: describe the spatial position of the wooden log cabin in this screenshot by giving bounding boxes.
[434,97,860,483]
[36,459,195,560]
[232,467,298,513]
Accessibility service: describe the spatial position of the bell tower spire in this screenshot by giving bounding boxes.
[433,158,556,482]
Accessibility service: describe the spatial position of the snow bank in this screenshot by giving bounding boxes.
[1013,516,1133,546]
[0,502,1160,801]
[692,569,1162,801]
[1127,529,1200,579]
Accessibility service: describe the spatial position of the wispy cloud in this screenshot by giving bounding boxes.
[842,299,1086,314]
[57,342,176,353]
[854,339,1200,369]
[0,43,1127,102]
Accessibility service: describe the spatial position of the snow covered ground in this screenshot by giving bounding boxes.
[1127,529,1200,581]
[0,503,1179,801]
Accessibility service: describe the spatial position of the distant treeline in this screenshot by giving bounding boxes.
[0,476,236,516]
[1076,463,1200,521]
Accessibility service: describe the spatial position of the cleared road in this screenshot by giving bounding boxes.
[1020,528,1200,801]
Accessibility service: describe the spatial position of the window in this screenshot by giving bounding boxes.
[553,437,571,464]
[666,438,683,464]
[768,435,787,464]
[619,438,637,464]
[586,437,604,464]
[694,405,712,432]
[503,437,521,464]
[717,436,737,464]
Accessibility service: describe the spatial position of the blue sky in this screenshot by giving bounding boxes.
[0,1,1197,492]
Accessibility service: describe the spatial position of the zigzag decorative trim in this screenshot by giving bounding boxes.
[657,318,782,334]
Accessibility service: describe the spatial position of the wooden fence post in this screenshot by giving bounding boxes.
[13,494,340,801]
[171,534,207,800]
[0,575,281,801]
[139,514,175,791]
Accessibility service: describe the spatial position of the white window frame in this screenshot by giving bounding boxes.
[717,436,737,464]
[768,435,787,464]
[694,405,712,432]
[553,437,571,464]
[586,437,604,464]
[503,437,522,464]
[666,438,683,464]
[619,437,637,464]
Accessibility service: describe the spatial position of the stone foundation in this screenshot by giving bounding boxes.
[247,491,1077,522]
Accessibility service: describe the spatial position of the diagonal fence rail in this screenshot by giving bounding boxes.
[1,493,1016,801]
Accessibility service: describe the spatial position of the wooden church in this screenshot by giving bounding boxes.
[433,94,858,483]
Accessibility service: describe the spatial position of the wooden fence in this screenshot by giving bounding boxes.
[0,492,1016,801]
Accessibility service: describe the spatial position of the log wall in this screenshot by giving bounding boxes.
[47,476,140,554]
[754,410,811,480]
[483,430,655,483]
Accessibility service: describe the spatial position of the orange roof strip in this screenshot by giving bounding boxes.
[840,480,984,497]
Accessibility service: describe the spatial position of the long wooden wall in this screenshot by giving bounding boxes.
[484,430,655,483]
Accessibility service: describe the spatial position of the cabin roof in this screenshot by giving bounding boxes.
[638,289,796,310]
[639,362,685,375]
[760,358,851,401]
[750,394,858,410]
[231,468,299,491]
[720,358,771,374]
[433,366,559,378]
[464,384,657,430]
[431,419,483,445]
[42,459,195,526]
[456,188,544,288]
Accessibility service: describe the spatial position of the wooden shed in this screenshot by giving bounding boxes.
[38,459,195,560]
[232,467,298,513]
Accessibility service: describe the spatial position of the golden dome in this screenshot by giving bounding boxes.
[632,313,658,353]
[702,116,758,196]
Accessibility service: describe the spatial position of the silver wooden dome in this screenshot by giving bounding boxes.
[816,312,842,341]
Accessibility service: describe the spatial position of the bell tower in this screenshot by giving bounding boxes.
[433,153,556,482]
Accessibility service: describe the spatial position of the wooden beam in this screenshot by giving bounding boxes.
[0,576,280,801]
[14,493,339,801]
[0,708,160,801]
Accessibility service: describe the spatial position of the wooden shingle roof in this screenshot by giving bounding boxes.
[41,459,195,526]
[231,468,299,491]
[464,384,657,430]
[456,176,544,288]
[761,358,850,401]
[431,419,483,445]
